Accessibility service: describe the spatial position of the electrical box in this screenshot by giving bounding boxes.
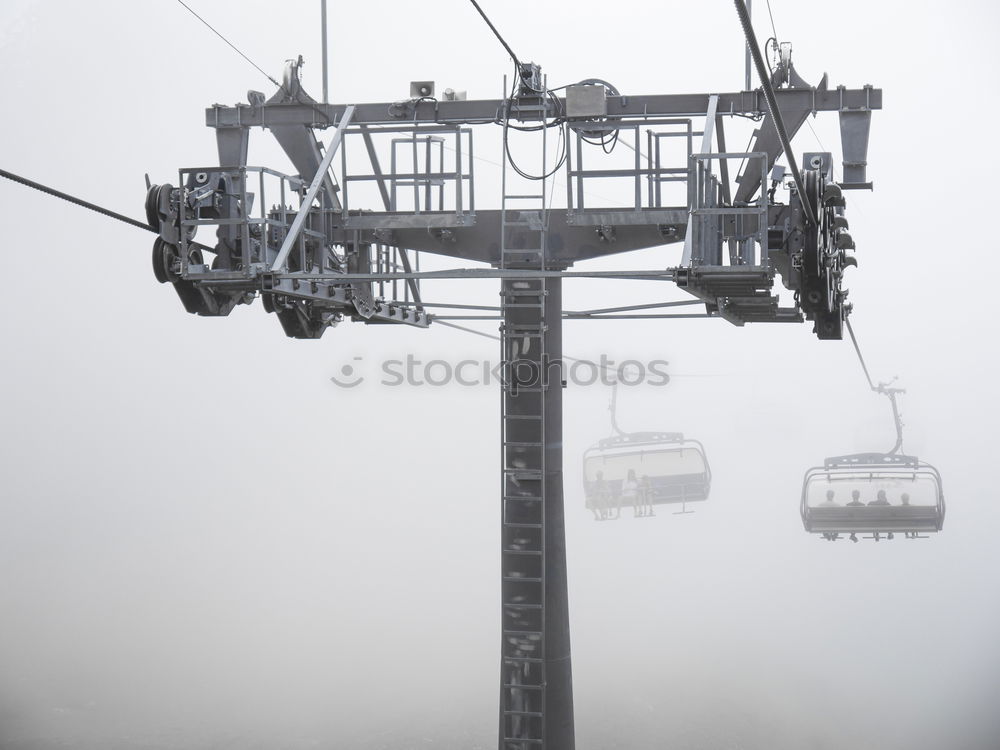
[518,62,542,95]
[565,84,607,119]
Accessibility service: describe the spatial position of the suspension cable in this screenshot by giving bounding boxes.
[765,0,779,40]
[0,167,155,234]
[0,167,222,254]
[844,316,875,391]
[174,0,283,89]
[467,0,522,68]
[733,0,815,225]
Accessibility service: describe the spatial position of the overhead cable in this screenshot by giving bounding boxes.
[845,316,876,391]
[467,0,522,68]
[733,0,815,225]
[174,0,282,89]
[0,167,155,234]
[765,0,779,40]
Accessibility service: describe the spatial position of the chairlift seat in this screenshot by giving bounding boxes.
[583,431,711,509]
[800,452,945,536]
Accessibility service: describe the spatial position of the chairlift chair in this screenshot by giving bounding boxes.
[583,431,711,513]
[801,452,945,538]
[583,373,711,518]
[800,377,945,540]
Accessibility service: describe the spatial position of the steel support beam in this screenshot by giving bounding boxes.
[206,87,881,129]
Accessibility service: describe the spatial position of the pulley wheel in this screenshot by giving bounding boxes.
[152,238,200,283]
[145,183,162,230]
[152,237,174,284]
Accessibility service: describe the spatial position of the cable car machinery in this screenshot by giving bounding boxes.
[0,1,885,748]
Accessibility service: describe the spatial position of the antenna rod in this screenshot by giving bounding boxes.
[321,0,329,103]
[744,0,752,91]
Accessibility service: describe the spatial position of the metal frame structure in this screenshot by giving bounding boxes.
[142,5,881,747]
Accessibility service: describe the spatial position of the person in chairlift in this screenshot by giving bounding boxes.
[869,489,890,506]
[819,489,839,507]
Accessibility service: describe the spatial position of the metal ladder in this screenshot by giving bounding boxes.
[498,84,552,750]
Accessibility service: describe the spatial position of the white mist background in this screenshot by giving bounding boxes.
[0,1,998,748]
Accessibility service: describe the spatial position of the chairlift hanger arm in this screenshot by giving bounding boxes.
[876,383,906,456]
[205,87,880,129]
[609,378,625,437]
[846,319,907,455]
[886,389,904,455]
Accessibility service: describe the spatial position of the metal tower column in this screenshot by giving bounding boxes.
[498,87,574,748]
[500,276,573,750]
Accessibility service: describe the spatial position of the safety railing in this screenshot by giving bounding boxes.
[339,125,475,221]
[566,119,698,211]
[687,152,769,267]
[176,165,327,276]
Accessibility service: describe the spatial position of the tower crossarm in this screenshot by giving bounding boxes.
[206,87,881,129]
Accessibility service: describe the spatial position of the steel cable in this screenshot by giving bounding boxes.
[733,0,815,225]
[0,167,155,234]
[845,316,875,391]
[467,0,522,68]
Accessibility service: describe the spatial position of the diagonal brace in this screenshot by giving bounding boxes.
[271,104,356,272]
[681,93,719,266]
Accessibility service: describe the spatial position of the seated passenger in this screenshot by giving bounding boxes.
[868,489,890,506]
[900,492,911,506]
[819,489,839,507]
[622,469,640,518]
[592,471,610,521]
[640,475,655,516]
[608,484,624,520]
[846,490,864,507]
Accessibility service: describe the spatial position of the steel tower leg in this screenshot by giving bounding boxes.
[500,276,574,750]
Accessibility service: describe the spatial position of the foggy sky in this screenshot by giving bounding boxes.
[1,1,999,749]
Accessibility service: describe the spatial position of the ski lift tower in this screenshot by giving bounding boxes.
[143,4,880,747]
